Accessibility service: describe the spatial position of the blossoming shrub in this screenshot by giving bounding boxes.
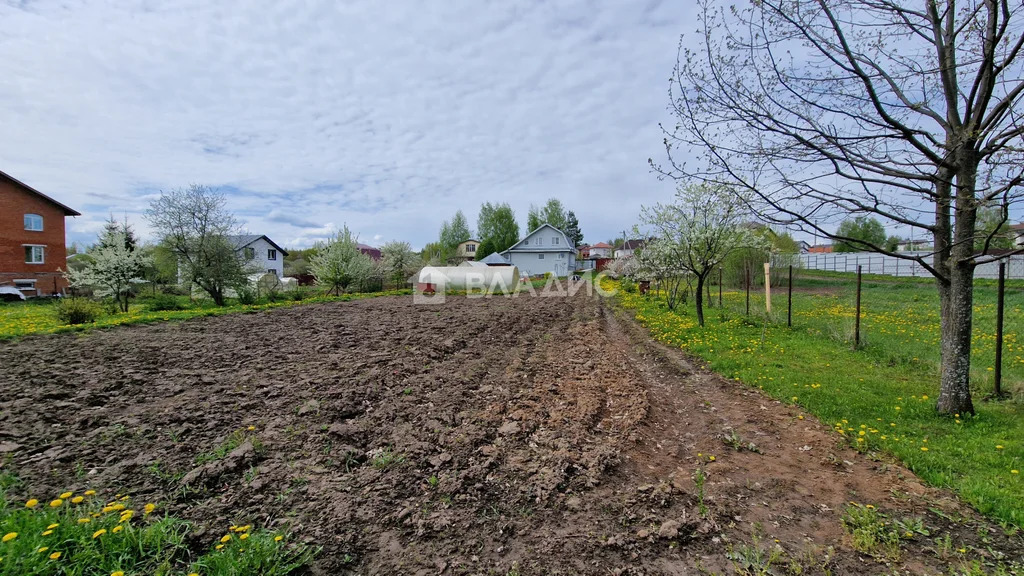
[0,489,313,575]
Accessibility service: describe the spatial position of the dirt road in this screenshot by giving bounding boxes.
[1,291,1020,574]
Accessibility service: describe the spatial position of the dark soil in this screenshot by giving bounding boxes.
[1,291,1021,574]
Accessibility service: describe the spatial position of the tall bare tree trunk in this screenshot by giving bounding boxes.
[937,265,975,415]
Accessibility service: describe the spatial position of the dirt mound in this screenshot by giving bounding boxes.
[1,291,1021,574]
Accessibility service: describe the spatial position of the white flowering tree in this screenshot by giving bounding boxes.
[65,230,151,312]
[639,183,748,326]
[310,226,374,295]
[378,240,420,288]
[634,237,687,306]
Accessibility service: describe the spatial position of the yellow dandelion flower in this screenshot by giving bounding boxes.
[38,546,49,553]
[93,529,107,539]
[921,447,929,451]
[996,445,1004,450]
[49,551,61,560]
[49,499,63,508]
[85,490,96,496]
[239,533,249,540]
[215,544,224,550]
[189,573,200,576]
[112,572,125,576]
[2,533,17,543]
[709,455,716,461]
[71,496,84,504]
[1012,470,1019,475]
[238,525,251,532]
[78,518,91,524]
[274,536,283,542]
[25,499,39,508]
[112,525,124,534]
[144,503,156,515]
[42,530,53,536]
[59,492,73,499]
[220,534,232,543]
[46,524,59,530]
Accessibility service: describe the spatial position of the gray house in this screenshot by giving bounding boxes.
[500,224,576,277]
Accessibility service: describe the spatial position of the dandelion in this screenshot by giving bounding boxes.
[46,524,58,530]
[921,447,929,452]
[93,529,107,539]
[25,499,39,508]
[274,535,283,542]
[247,425,255,431]
[189,573,199,576]
[239,533,249,540]
[709,455,716,461]
[59,491,73,499]
[38,546,49,553]
[996,445,1004,450]
[78,518,91,524]
[49,499,63,508]
[144,503,156,515]
[220,534,232,543]
[215,544,224,550]
[112,525,124,534]
[1013,470,1020,475]
[71,496,84,504]
[42,530,53,536]
[112,572,125,576]
[2,533,17,543]
[49,551,61,560]
[85,490,96,496]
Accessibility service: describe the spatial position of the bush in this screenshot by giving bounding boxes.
[160,284,189,296]
[620,277,638,293]
[54,298,102,325]
[235,285,257,305]
[146,293,187,312]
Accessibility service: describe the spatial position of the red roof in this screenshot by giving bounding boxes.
[0,169,80,216]
[1011,223,1024,231]
[591,242,613,248]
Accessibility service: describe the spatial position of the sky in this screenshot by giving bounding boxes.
[0,0,694,250]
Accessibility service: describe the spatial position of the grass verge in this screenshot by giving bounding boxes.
[0,289,412,341]
[0,488,313,575]
[604,274,1024,528]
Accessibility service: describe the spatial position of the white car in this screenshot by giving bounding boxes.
[0,286,26,301]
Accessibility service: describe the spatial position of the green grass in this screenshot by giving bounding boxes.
[0,489,313,575]
[0,289,412,341]
[605,272,1024,527]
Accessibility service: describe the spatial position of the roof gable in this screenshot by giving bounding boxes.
[0,170,80,216]
[504,223,573,252]
[228,234,289,256]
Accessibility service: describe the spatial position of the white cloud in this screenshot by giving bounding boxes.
[0,0,693,249]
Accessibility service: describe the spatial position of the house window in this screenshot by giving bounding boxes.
[13,279,36,290]
[466,244,476,253]
[268,268,277,276]
[523,239,529,245]
[244,247,255,259]
[24,214,43,231]
[559,253,565,259]
[268,249,277,261]
[552,236,559,244]
[24,245,44,264]
[538,254,545,259]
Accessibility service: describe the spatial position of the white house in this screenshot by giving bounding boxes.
[588,242,614,259]
[501,224,576,276]
[229,235,288,277]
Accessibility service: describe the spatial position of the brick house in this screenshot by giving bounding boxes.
[0,170,80,296]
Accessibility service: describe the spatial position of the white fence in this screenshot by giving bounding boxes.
[798,251,1024,280]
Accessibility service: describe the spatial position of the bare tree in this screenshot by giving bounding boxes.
[654,0,1024,415]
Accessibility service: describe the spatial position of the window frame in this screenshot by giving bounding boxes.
[24,214,44,231]
[538,253,545,260]
[268,249,277,261]
[23,244,45,264]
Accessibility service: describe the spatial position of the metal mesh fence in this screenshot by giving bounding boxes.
[798,252,1024,279]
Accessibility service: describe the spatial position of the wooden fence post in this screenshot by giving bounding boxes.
[855,265,862,348]
[764,262,772,314]
[995,262,1006,398]
[787,264,793,328]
